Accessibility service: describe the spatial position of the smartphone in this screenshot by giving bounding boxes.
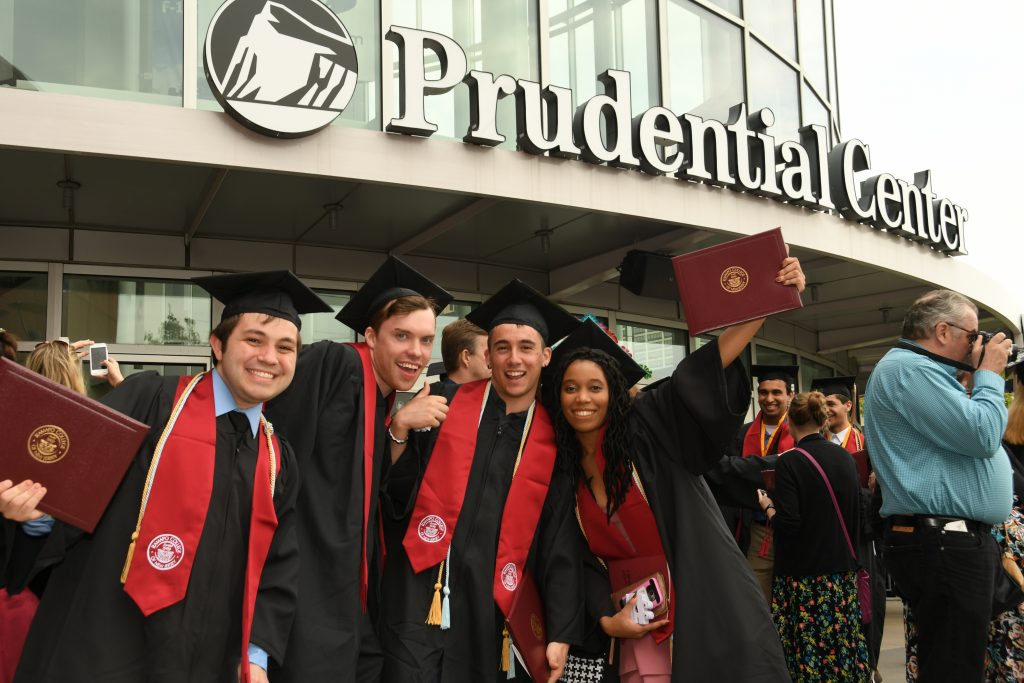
[89,343,109,376]
[618,577,665,612]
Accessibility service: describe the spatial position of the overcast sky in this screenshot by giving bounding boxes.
[833,2,1024,318]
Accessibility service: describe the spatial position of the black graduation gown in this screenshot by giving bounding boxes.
[579,341,790,682]
[9,371,299,683]
[379,386,584,683]
[706,419,784,555]
[264,340,388,681]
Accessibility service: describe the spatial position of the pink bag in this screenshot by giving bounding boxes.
[794,447,872,624]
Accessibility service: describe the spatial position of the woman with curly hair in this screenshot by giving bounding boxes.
[543,256,803,682]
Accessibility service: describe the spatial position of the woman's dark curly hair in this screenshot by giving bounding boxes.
[545,347,635,519]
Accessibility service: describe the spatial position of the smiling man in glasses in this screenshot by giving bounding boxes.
[864,289,1015,683]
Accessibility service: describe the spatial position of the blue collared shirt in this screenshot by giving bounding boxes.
[211,368,262,437]
[864,340,1012,525]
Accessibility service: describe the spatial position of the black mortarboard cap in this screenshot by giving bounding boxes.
[810,375,856,401]
[466,279,580,345]
[550,318,645,387]
[336,256,453,334]
[192,270,333,330]
[751,364,799,393]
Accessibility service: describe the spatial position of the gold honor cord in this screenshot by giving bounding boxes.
[120,372,278,584]
[760,411,788,456]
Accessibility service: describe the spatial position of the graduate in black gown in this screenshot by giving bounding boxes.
[265,257,452,682]
[379,279,585,683]
[0,271,332,683]
[543,255,805,682]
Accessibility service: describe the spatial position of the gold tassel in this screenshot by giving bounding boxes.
[501,625,510,672]
[120,531,139,584]
[425,562,444,626]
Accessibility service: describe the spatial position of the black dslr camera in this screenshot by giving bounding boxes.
[977,331,1023,368]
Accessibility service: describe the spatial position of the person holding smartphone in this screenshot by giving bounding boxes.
[542,256,804,682]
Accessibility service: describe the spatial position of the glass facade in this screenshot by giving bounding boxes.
[0,0,183,105]
[392,0,539,148]
[548,0,660,113]
[0,271,47,340]
[301,290,356,344]
[84,361,207,400]
[667,0,743,122]
[2,0,841,146]
[62,275,211,346]
[616,320,686,383]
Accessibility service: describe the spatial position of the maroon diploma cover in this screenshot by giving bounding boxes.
[506,571,549,682]
[0,357,148,532]
[671,227,803,335]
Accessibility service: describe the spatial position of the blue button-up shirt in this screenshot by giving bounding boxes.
[864,341,1011,525]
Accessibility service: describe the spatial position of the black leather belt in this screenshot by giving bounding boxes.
[888,514,989,533]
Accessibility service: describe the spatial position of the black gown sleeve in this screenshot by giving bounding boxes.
[251,439,301,667]
[634,339,750,476]
[705,451,779,510]
[533,471,584,646]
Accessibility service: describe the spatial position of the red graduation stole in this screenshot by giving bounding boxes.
[401,379,558,617]
[836,426,865,453]
[120,372,281,682]
[575,443,674,643]
[347,342,377,612]
[741,412,793,457]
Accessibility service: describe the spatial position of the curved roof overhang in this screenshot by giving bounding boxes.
[0,87,1020,381]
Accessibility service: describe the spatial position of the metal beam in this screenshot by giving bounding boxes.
[784,286,928,322]
[548,227,714,300]
[389,197,498,256]
[184,168,228,247]
[817,322,903,354]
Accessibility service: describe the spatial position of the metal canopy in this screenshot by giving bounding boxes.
[0,146,1003,386]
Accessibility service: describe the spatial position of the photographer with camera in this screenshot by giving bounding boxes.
[864,289,1015,683]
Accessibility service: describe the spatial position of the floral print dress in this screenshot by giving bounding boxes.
[772,571,872,682]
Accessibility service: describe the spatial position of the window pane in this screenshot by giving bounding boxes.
[301,290,355,344]
[392,0,539,148]
[616,320,687,383]
[748,40,800,142]
[800,357,832,391]
[63,275,211,346]
[197,0,380,130]
[549,0,660,115]
[745,0,795,59]
[706,0,740,17]
[0,271,47,340]
[796,0,826,93]
[1,0,183,105]
[801,84,829,145]
[667,1,743,121]
[84,361,207,400]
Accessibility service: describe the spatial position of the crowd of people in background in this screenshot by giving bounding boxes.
[0,265,1020,683]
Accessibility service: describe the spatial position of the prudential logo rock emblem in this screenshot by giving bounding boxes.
[204,0,358,138]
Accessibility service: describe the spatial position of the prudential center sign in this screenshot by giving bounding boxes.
[204,0,968,256]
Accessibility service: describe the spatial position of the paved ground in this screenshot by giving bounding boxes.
[877,597,907,683]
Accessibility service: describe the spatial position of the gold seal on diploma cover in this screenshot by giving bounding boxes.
[720,266,749,293]
[27,425,70,464]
